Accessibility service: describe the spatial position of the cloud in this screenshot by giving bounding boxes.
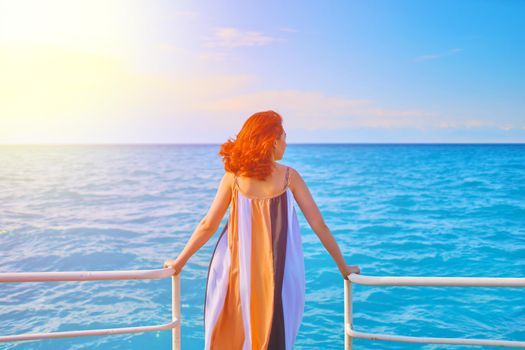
[203,27,277,49]
[198,89,524,131]
[436,119,503,129]
[198,89,444,130]
[1,44,520,143]
[0,42,257,142]
[413,48,463,62]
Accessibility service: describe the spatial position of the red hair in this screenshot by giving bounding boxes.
[219,110,284,181]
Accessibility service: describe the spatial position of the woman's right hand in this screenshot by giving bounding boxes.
[341,264,361,280]
[163,257,185,276]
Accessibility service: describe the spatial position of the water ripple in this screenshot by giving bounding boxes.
[0,144,524,349]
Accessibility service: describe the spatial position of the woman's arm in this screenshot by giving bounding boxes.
[163,172,233,274]
[289,167,360,279]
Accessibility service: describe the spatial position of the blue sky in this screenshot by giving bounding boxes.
[0,0,523,143]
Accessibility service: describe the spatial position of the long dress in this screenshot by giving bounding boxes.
[204,165,306,350]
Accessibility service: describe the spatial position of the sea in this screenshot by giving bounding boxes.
[0,144,524,349]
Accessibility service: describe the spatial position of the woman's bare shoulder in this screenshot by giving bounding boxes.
[285,165,301,191]
[222,170,236,186]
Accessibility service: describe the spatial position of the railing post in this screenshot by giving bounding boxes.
[172,273,181,350]
[344,276,353,350]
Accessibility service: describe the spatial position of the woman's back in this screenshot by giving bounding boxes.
[233,164,291,199]
[203,164,306,350]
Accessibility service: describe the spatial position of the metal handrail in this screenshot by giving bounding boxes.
[344,273,525,349]
[0,267,181,349]
[3,269,523,348]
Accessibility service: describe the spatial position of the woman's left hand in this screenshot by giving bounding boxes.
[163,257,185,276]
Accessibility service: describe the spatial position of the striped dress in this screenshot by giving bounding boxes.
[204,165,306,350]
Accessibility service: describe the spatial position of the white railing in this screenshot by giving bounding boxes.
[0,268,181,349]
[3,268,524,349]
[344,273,525,349]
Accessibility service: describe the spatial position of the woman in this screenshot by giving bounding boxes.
[163,110,361,349]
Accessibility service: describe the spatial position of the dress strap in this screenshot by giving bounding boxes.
[284,166,290,189]
[233,174,239,190]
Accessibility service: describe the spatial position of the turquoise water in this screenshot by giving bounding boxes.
[0,144,524,350]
